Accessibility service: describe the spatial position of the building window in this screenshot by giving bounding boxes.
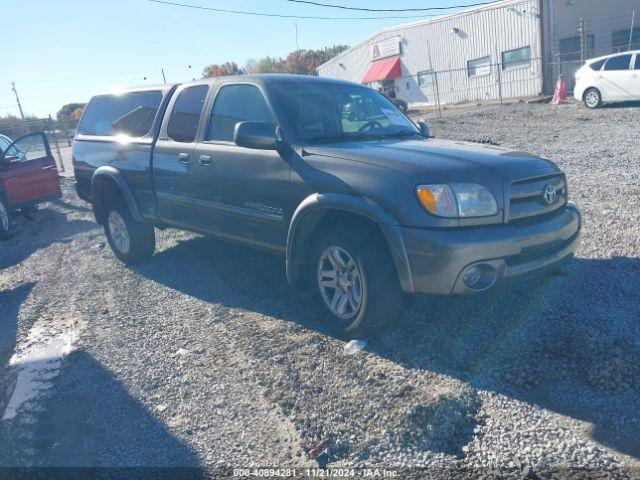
[502,46,531,70]
[559,35,595,62]
[467,56,491,77]
[612,28,640,51]
[417,70,436,86]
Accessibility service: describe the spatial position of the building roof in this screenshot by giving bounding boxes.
[317,0,528,70]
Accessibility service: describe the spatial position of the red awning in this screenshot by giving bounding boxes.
[361,56,401,83]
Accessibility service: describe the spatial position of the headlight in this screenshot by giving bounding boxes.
[416,184,498,218]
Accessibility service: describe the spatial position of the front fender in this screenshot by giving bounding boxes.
[90,166,142,224]
[286,193,415,293]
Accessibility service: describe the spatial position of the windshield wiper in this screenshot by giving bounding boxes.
[381,130,424,139]
[307,133,384,143]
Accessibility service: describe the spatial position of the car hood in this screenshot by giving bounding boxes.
[303,138,560,181]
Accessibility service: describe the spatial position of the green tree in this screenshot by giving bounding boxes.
[56,102,86,123]
[202,61,243,78]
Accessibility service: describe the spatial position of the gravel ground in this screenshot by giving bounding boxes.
[1,101,639,479]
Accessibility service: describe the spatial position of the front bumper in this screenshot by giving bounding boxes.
[398,204,581,294]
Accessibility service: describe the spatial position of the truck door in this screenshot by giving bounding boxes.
[1,132,61,206]
[153,83,209,226]
[191,83,290,252]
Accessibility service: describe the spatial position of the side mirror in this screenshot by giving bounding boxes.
[417,121,430,138]
[234,121,279,150]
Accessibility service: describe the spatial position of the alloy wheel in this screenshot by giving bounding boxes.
[317,245,363,320]
[108,210,130,254]
[585,90,600,108]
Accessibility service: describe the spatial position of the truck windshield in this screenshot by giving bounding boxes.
[271,82,420,144]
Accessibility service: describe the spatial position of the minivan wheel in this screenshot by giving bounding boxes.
[0,195,12,239]
[310,229,404,338]
[584,88,602,109]
[104,198,155,265]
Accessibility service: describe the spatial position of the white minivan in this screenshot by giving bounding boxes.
[574,50,640,108]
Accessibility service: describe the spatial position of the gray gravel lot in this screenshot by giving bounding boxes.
[1,101,639,478]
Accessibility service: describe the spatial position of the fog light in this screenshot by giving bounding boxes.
[463,266,482,287]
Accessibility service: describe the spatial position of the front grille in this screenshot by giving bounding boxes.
[508,174,567,222]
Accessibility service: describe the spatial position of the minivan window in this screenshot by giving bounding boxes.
[207,84,274,142]
[167,85,209,143]
[635,55,640,70]
[589,58,607,71]
[604,55,632,71]
[78,91,162,137]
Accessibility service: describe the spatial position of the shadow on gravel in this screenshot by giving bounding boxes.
[0,350,205,475]
[0,209,96,269]
[367,256,640,461]
[136,236,640,461]
[0,283,35,411]
[599,101,640,109]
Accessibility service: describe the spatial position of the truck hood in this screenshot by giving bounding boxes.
[303,138,560,181]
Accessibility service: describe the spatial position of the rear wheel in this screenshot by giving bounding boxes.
[103,198,155,265]
[0,195,12,239]
[583,88,602,109]
[310,228,404,338]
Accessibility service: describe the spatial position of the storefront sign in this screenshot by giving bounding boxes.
[371,37,401,61]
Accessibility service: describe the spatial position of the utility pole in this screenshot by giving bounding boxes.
[577,18,586,64]
[295,23,299,51]
[11,82,29,134]
[161,68,167,84]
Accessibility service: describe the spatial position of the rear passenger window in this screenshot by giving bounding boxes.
[167,85,209,143]
[78,91,162,137]
[207,84,274,142]
[604,55,632,71]
[635,55,640,70]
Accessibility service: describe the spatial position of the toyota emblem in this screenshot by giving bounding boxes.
[543,185,558,205]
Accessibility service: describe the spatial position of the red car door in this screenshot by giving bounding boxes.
[1,132,61,206]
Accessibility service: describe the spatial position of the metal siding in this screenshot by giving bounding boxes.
[318,0,542,106]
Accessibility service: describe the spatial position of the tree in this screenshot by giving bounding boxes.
[200,44,350,79]
[201,61,243,78]
[56,102,86,123]
[281,45,350,75]
[254,56,285,74]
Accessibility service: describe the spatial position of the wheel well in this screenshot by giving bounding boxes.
[289,209,396,283]
[92,176,125,224]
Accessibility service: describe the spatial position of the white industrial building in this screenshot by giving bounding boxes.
[317,0,640,106]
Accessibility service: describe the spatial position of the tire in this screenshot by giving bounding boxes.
[0,195,12,240]
[583,88,602,109]
[310,227,404,338]
[103,197,155,265]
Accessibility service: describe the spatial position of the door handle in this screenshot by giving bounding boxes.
[198,155,212,166]
[178,153,190,164]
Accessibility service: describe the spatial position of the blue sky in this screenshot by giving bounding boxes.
[2,0,472,118]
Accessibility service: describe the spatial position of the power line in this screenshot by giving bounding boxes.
[285,0,495,12]
[147,0,436,20]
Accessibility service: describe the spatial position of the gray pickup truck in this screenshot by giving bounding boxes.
[73,75,581,336]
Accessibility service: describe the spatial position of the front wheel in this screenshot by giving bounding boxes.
[583,88,602,109]
[310,229,404,338]
[0,195,12,239]
[104,198,155,265]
